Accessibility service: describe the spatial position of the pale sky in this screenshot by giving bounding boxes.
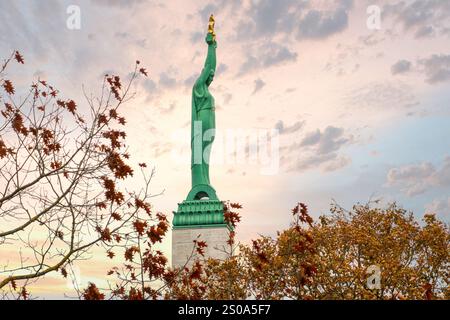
[1,0,450,297]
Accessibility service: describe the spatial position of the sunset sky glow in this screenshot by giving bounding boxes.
[1,0,450,297]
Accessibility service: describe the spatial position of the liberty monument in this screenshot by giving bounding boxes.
[172,15,231,267]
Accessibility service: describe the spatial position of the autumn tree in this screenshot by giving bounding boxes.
[155,201,448,300]
[308,201,449,300]
[0,51,160,299]
[84,202,242,300]
[161,203,316,300]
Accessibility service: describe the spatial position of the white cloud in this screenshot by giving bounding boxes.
[345,82,419,111]
[283,126,353,172]
[238,42,297,75]
[391,59,412,75]
[301,126,352,155]
[425,197,450,220]
[275,120,305,135]
[418,54,450,84]
[252,78,266,95]
[387,157,450,196]
[384,0,450,38]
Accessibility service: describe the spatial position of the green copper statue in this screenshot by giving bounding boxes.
[187,14,219,201]
[173,15,229,229]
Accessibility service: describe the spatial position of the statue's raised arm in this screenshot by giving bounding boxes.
[195,15,217,89]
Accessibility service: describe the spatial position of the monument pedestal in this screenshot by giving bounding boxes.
[172,199,231,268]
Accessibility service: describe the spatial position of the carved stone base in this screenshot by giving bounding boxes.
[172,225,229,268]
[172,199,231,267]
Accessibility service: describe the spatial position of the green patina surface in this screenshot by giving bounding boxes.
[190,16,217,199]
[173,200,229,229]
[173,15,229,229]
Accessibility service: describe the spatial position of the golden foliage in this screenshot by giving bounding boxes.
[164,202,449,300]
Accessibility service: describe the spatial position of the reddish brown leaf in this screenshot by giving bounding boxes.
[83,283,105,300]
[3,80,15,94]
[14,51,24,64]
[139,68,148,77]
